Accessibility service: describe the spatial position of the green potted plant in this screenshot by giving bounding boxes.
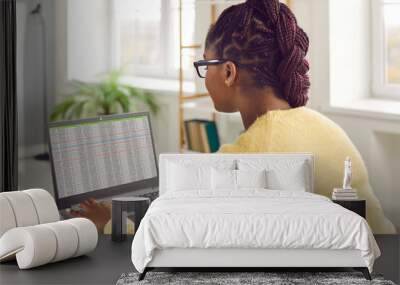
[50,70,159,121]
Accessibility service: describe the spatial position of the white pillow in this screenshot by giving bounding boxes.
[266,164,307,191]
[211,169,268,190]
[236,169,267,189]
[238,159,309,192]
[167,162,211,191]
[211,168,236,190]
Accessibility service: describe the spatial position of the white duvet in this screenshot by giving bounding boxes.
[131,190,380,273]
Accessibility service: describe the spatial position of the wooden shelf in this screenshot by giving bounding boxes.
[181,149,202,154]
[182,93,209,100]
[181,44,202,49]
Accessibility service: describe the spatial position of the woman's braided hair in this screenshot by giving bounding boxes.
[205,0,310,107]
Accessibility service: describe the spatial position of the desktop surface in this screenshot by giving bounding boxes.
[0,235,134,285]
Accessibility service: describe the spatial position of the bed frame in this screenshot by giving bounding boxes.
[138,153,372,281]
[139,249,371,280]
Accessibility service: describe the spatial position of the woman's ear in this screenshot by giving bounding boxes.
[223,61,237,87]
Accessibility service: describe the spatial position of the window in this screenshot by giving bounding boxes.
[372,0,400,99]
[111,0,196,81]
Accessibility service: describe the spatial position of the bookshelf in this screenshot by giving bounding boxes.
[177,0,292,152]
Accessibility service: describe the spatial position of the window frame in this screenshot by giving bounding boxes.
[371,0,400,99]
[110,0,178,80]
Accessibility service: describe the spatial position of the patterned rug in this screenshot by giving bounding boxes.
[116,271,396,285]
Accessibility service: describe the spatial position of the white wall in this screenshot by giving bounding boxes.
[16,0,56,158]
[67,0,110,82]
[17,0,111,157]
[293,0,400,232]
[54,0,68,100]
[16,0,58,192]
[329,0,371,106]
[53,0,112,102]
[327,115,400,231]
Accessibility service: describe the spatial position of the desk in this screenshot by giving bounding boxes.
[0,235,398,284]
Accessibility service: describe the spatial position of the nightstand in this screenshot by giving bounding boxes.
[332,199,366,218]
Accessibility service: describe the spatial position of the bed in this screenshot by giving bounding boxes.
[131,153,380,281]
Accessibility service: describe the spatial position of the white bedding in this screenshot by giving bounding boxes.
[131,190,380,273]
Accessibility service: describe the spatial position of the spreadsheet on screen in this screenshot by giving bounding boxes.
[49,115,157,198]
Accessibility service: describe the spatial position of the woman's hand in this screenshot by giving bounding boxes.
[70,198,111,233]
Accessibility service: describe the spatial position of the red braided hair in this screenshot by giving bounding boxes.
[205,0,310,107]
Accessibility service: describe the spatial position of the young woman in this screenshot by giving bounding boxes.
[193,0,395,233]
[74,0,395,234]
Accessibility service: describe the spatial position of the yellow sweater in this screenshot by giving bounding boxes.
[218,106,396,234]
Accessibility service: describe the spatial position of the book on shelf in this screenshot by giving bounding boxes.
[333,188,357,193]
[199,124,211,153]
[332,188,359,200]
[184,119,220,153]
[187,121,202,152]
[332,196,359,200]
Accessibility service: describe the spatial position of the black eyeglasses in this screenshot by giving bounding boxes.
[193,59,253,78]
